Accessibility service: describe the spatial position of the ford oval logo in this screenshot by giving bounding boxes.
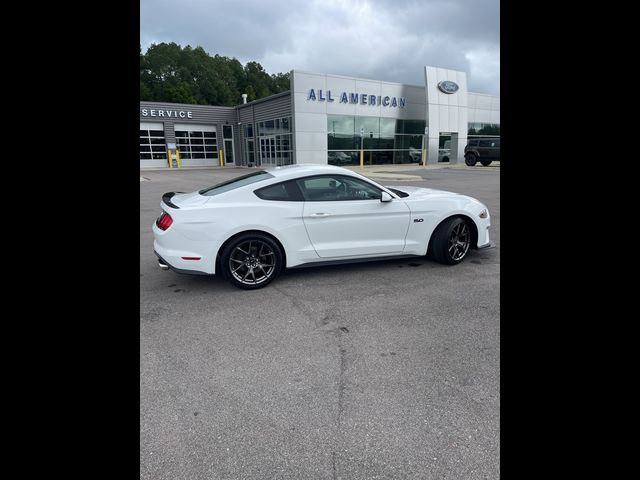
[438,80,459,94]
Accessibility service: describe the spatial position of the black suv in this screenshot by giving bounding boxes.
[464,138,500,166]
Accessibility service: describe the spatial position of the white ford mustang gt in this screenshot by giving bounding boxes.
[153,164,494,289]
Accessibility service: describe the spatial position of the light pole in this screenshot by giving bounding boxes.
[331,121,336,158]
[359,127,364,169]
[422,126,429,166]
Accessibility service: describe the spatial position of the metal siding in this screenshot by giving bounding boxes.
[141,96,290,166]
[164,123,175,144]
[140,102,236,124]
[235,93,291,165]
[252,94,291,122]
[235,93,291,123]
[238,107,254,124]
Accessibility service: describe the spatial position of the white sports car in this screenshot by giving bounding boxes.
[153,165,494,289]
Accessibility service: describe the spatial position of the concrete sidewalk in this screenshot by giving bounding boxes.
[140,161,499,182]
[343,162,485,181]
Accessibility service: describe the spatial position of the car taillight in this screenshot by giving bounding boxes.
[156,211,173,231]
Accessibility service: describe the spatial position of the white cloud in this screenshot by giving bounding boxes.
[465,47,500,95]
[141,0,500,95]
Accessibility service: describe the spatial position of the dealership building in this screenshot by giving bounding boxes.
[140,66,499,169]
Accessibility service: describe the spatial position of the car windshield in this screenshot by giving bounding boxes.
[199,171,275,196]
[387,187,409,198]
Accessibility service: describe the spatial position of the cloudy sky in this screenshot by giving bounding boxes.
[141,0,499,95]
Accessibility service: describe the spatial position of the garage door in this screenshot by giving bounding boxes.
[140,122,166,168]
[174,124,218,167]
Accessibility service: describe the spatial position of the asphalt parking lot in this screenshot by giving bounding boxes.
[140,165,500,479]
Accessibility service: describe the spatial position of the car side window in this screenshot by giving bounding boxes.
[296,175,382,201]
[479,140,491,147]
[254,180,304,201]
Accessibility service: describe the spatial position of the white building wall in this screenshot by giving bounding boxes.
[291,70,426,165]
[467,92,501,124]
[291,69,498,166]
[424,66,469,165]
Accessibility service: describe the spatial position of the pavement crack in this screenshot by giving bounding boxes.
[337,347,346,426]
[271,284,317,321]
[332,346,347,480]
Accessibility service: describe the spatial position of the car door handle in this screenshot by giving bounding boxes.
[308,213,332,217]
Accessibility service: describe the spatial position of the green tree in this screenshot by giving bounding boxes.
[139,42,291,106]
[244,61,274,100]
[271,72,291,93]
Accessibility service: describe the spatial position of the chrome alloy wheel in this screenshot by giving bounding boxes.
[228,240,276,285]
[448,222,470,261]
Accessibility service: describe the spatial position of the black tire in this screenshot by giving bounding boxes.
[429,217,472,265]
[465,154,477,166]
[220,233,283,289]
[480,160,492,166]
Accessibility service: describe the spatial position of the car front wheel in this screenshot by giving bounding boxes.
[221,233,283,289]
[429,217,472,265]
[465,154,478,166]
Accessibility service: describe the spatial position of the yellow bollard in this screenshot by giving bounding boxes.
[175,149,181,168]
[421,148,427,167]
[359,149,364,170]
[219,149,225,167]
[168,150,173,169]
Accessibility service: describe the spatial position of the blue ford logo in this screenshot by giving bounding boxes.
[438,80,459,94]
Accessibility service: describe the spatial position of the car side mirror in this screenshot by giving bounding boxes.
[380,191,393,202]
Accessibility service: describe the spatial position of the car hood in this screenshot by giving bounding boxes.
[386,186,482,209]
[386,185,460,199]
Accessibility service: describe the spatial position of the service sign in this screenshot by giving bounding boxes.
[141,108,193,119]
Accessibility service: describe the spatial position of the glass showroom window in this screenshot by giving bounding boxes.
[140,128,167,160]
[175,128,218,160]
[244,124,256,165]
[327,115,426,165]
[256,116,293,166]
[468,123,500,136]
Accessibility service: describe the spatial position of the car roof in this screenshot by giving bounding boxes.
[261,164,360,180]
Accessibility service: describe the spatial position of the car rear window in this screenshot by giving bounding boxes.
[199,171,274,196]
[254,180,304,201]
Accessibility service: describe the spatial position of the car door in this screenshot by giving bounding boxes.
[297,175,411,258]
[478,139,492,158]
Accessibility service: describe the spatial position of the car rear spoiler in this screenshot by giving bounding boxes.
[162,192,184,209]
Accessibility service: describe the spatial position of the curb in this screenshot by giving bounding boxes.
[358,172,423,181]
[140,162,500,179]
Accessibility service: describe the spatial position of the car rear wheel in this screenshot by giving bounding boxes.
[481,160,492,166]
[465,154,477,166]
[429,217,472,265]
[221,233,283,289]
